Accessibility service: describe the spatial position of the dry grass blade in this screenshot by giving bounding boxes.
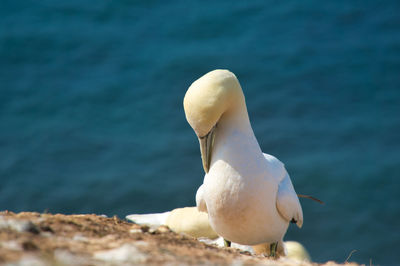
[345,249,358,263]
[297,194,325,204]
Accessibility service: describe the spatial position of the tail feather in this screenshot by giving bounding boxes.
[126,212,170,226]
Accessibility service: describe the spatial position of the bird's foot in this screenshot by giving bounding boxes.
[269,242,278,258]
[223,239,231,247]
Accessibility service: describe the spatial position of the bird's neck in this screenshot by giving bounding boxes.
[219,101,254,138]
[212,102,264,168]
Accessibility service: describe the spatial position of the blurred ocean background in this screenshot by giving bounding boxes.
[1,1,399,264]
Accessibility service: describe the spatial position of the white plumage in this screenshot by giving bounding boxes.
[184,69,303,252]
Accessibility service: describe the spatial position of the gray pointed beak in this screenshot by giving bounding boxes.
[198,125,216,173]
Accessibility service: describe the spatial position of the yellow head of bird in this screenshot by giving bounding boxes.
[183,69,244,137]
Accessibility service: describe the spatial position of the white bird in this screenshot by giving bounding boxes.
[183,69,303,256]
[127,207,218,239]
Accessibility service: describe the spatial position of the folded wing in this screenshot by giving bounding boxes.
[276,172,303,227]
[263,153,303,228]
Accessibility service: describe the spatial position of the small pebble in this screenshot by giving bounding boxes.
[22,240,38,251]
[140,225,150,233]
[94,243,147,263]
[0,217,40,234]
[148,228,157,234]
[129,228,142,234]
[239,251,251,255]
[156,225,170,233]
[73,234,89,242]
[39,225,54,233]
[1,240,22,251]
[15,255,45,266]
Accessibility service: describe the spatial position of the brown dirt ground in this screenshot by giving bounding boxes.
[0,211,358,266]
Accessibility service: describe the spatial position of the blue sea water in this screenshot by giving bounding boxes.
[1,1,399,264]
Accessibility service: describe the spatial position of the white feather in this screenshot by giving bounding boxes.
[126,212,170,227]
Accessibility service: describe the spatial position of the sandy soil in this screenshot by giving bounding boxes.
[0,211,358,265]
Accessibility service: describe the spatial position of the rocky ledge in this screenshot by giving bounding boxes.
[0,211,358,266]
